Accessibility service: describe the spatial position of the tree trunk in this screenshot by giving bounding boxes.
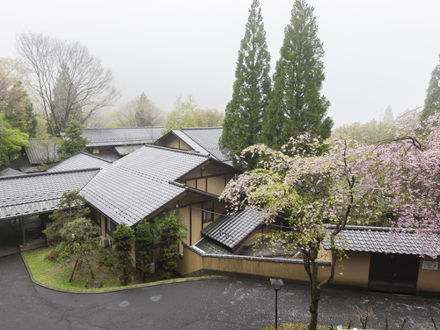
[69,259,81,282]
[308,281,321,330]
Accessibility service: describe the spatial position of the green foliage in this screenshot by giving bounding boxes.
[45,190,90,244]
[154,210,185,279]
[332,119,397,145]
[111,92,164,127]
[57,120,88,160]
[164,95,224,131]
[421,55,440,121]
[220,0,271,166]
[0,58,37,137]
[57,217,100,283]
[113,223,135,285]
[262,0,332,150]
[135,220,154,281]
[0,114,29,168]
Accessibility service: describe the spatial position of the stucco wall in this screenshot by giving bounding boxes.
[332,252,370,287]
[417,258,440,293]
[178,244,331,282]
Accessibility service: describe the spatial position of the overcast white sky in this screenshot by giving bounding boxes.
[1,0,439,127]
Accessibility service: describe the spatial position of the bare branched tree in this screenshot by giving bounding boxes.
[17,32,119,135]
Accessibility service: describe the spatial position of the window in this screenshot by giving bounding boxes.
[202,208,214,224]
[106,218,116,234]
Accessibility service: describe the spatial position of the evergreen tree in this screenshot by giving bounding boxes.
[58,120,88,160]
[156,210,185,279]
[44,190,91,245]
[113,223,135,286]
[134,92,163,127]
[262,0,332,149]
[382,105,394,123]
[220,0,271,164]
[135,220,154,281]
[0,114,29,167]
[421,55,440,121]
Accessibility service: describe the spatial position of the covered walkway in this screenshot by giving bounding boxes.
[0,219,19,257]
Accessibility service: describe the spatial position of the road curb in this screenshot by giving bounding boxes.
[19,253,224,294]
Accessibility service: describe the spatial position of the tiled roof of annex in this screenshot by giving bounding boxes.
[0,168,99,220]
[82,127,164,147]
[81,145,211,226]
[323,225,440,257]
[201,208,264,251]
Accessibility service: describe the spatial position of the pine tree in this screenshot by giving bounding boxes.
[113,224,135,286]
[58,120,88,160]
[262,0,332,149]
[219,0,271,164]
[382,105,394,123]
[135,220,154,281]
[421,55,440,121]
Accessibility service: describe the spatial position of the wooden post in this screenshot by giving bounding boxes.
[20,217,26,246]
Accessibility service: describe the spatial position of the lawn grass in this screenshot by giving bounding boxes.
[23,248,220,292]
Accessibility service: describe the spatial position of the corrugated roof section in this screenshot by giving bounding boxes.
[48,153,112,172]
[323,226,440,257]
[81,145,210,226]
[82,127,164,147]
[201,208,264,250]
[0,169,100,220]
[25,138,61,164]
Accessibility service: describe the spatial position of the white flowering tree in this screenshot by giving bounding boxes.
[220,134,379,329]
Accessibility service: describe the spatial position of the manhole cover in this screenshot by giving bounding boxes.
[119,301,130,307]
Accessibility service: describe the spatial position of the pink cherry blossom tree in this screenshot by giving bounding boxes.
[220,134,380,330]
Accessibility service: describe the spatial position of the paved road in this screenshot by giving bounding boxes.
[1,254,440,329]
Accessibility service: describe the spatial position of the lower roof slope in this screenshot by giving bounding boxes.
[181,127,229,162]
[0,168,99,220]
[48,153,112,172]
[25,138,60,165]
[0,168,24,177]
[324,225,440,257]
[201,208,263,251]
[81,145,211,226]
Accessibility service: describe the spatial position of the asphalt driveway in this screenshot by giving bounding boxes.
[0,254,440,329]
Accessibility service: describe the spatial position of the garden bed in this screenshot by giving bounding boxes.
[22,248,219,292]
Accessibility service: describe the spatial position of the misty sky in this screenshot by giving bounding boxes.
[1,0,439,127]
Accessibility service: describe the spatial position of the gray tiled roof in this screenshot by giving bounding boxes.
[180,127,229,162]
[25,138,61,164]
[82,127,164,147]
[48,153,112,172]
[201,208,264,250]
[114,144,144,156]
[81,145,210,226]
[195,238,233,255]
[0,168,24,177]
[0,169,99,220]
[323,226,440,256]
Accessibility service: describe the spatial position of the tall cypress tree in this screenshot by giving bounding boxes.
[421,55,440,122]
[262,0,332,149]
[220,0,271,164]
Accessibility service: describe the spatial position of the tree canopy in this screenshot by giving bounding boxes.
[57,120,88,160]
[0,114,29,168]
[17,32,119,135]
[111,92,164,127]
[262,0,332,149]
[164,95,224,131]
[421,55,440,121]
[220,0,271,164]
